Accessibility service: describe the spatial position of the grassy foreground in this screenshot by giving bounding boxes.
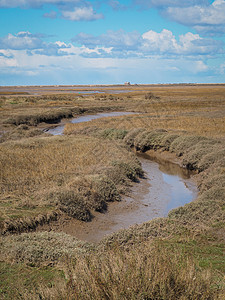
[0,85,224,299]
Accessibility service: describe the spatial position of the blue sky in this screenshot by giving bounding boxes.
[0,0,224,85]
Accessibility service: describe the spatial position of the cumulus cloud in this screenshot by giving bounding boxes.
[73,30,142,50]
[1,29,223,60]
[61,7,103,21]
[0,1,81,8]
[43,11,57,19]
[133,1,225,36]
[108,0,127,10]
[0,32,74,57]
[73,29,224,57]
[164,0,225,26]
[0,32,44,50]
[0,0,104,22]
[133,0,209,9]
[0,30,223,84]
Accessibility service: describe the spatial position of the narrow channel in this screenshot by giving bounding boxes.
[45,111,136,135]
[43,112,198,243]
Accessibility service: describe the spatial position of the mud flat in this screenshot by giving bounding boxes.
[38,152,197,243]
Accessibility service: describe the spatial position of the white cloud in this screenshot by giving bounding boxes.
[133,0,209,9]
[0,49,211,82]
[133,1,225,36]
[74,30,142,50]
[0,1,104,22]
[0,54,18,68]
[165,1,225,26]
[194,60,209,72]
[73,29,224,57]
[162,1,225,35]
[0,32,44,50]
[43,11,57,19]
[61,7,103,21]
[220,62,225,74]
[142,29,179,53]
[0,32,75,57]
[108,0,127,10]
[0,1,81,8]
[0,30,222,84]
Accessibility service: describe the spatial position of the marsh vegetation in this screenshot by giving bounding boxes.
[0,84,224,299]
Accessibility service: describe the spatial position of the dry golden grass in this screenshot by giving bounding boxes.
[0,85,224,299]
[1,85,225,138]
[1,237,222,300]
[0,135,140,228]
[64,87,225,138]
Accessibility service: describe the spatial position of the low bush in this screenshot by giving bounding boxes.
[134,129,167,152]
[169,135,208,156]
[111,160,144,182]
[95,128,128,140]
[56,190,92,221]
[145,92,160,100]
[4,108,74,126]
[123,128,146,146]
[0,231,91,266]
[0,124,49,142]
[0,135,144,232]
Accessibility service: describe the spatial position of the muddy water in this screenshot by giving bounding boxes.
[41,152,197,243]
[46,111,136,135]
[42,111,198,243]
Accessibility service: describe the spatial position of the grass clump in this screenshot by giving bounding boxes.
[123,128,146,146]
[92,175,121,203]
[145,92,160,100]
[0,134,143,232]
[0,124,49,143]
[134,129,167,152]
[0,85,224,298]
[95,128,128,140]
[56,190,92,221]
[4,108,74,126]
[112,161,144,182]
[26,241,221,300]
[0,261,65,300]
[169,135,208,157]
[0,231,91,267]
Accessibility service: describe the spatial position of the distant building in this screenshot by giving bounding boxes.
[124,82,131,85]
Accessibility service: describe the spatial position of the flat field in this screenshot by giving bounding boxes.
[0,84,224,299]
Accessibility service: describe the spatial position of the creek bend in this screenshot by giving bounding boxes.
[41,112,198,243]
[45,111,136,135]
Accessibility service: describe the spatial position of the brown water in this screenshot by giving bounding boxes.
[40,152,197,243]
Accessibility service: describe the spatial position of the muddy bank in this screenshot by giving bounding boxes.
[38,152,197,243]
